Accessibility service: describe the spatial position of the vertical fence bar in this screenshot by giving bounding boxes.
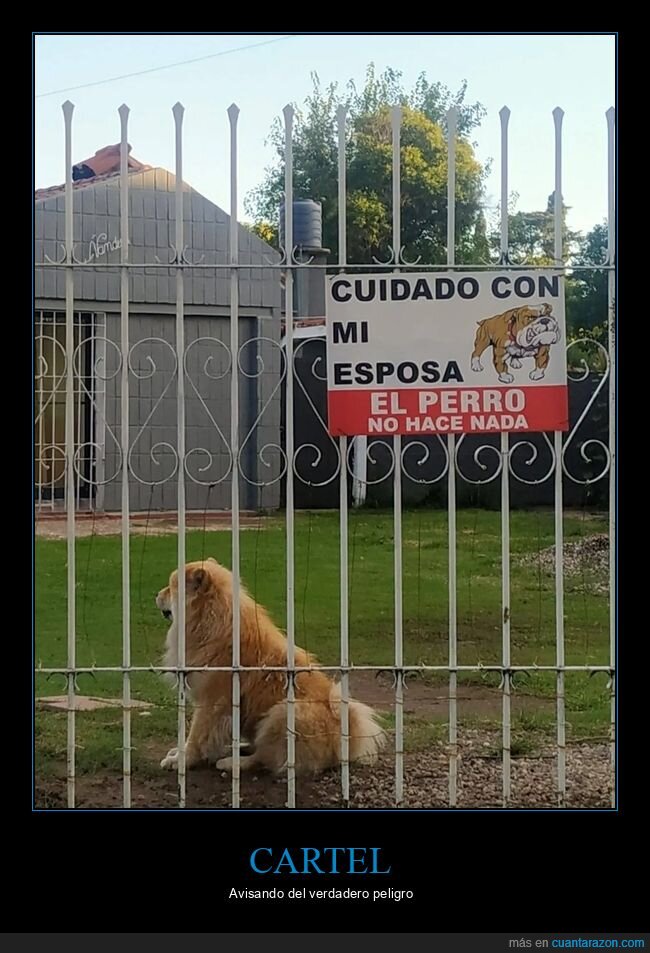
[50,311,58,512]
[36,317,44,510]
[50,318,58,509]
[118,104,132,808]
[446,106,458,808]
[62,100,76,809]
[393,445,404,809]
[499,105,512,808]
[446,106,456,262]
[391,104,402,262]
[500,431,511,809]
[339,435,349,805]
[228,103,242,809]
[48,317,56,509]
[499,100,512,807]
[553,106,566,808]
[391,105,404,808]
[172,102,187,808]
[606,105,616,808]
[499,107,510,262]
[283,104,296,809]
[336,104,350,806]
[75,314,82,509]
[94,319,107,513]
[89,320,97,511]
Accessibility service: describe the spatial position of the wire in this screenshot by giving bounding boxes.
[36,34,299,98]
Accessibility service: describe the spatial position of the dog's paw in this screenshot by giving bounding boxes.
[529,368,545,381]
[471,358,483,372]
[498,372,514,383]
[216,757,233,771]
[509,358,522,369]
[160,747,179,770]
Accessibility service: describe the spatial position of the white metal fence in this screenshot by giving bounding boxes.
[34,98,615,809]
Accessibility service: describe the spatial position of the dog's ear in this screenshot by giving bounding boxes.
[189,567,210,593]
[206,557,218,565]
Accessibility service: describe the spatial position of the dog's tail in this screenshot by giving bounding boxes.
[329,682,387,765]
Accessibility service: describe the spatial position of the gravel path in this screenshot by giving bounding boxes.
[35,731,611,810]
[517,534,609,594]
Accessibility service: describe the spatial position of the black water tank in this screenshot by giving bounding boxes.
[279,199,323,249]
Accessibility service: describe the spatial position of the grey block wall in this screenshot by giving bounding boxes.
[35,168,281,311]
[35,168,283,512]
[99,313,281,512]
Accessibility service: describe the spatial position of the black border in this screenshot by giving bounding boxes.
[18,30,641,936]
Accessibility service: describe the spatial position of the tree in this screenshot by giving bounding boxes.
[487,198,609,353]
[246,65,488,265]
[565,222,609,335]
[491,192,581,265]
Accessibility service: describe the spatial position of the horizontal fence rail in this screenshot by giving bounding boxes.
[34,98,615,810]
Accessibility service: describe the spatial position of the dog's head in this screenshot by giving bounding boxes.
[155,557,231,624]
[508,303,561,348]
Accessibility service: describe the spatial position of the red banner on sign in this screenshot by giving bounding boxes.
[327,385,569,437]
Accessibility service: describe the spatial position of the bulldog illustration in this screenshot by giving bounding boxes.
[470,303,561,384]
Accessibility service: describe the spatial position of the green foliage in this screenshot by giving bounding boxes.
[490,192,581,265]
[487,203,611,347]
[566,222,609,334]
[35,510,610,778]
[245,65,488,264]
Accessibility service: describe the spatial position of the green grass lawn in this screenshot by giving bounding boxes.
[35,508,610,779]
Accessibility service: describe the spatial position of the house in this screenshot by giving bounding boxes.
[35,145,283,513]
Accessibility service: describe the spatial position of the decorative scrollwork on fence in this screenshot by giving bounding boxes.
[562,338,611,485]
[454,434,504,485]
[183,337,233,486]
[397,245,422,267]
[35,327,68,494]
[508,433,557,485]
[127,337,179,486]
[346,438,397,486]
[400,436,450,485]
[72,334,123,485]
[371,245,398,267]
[292,338,341,487]
[34,333,67,427]
[237,337,287,487]
[34,445,66,493]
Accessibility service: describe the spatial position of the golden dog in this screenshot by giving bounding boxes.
[470,302,561,384]
[156,558,386,776]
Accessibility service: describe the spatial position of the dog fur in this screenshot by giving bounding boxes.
[156,558,386,777]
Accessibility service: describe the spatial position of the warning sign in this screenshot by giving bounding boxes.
[325,271,569,437]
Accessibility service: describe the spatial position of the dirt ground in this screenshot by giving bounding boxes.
[34,676,610,810]
[35,511,274,539]
[33,509,607,541]
[34,734,611,810]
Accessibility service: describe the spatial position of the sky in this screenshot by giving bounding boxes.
[34,33,615,237]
